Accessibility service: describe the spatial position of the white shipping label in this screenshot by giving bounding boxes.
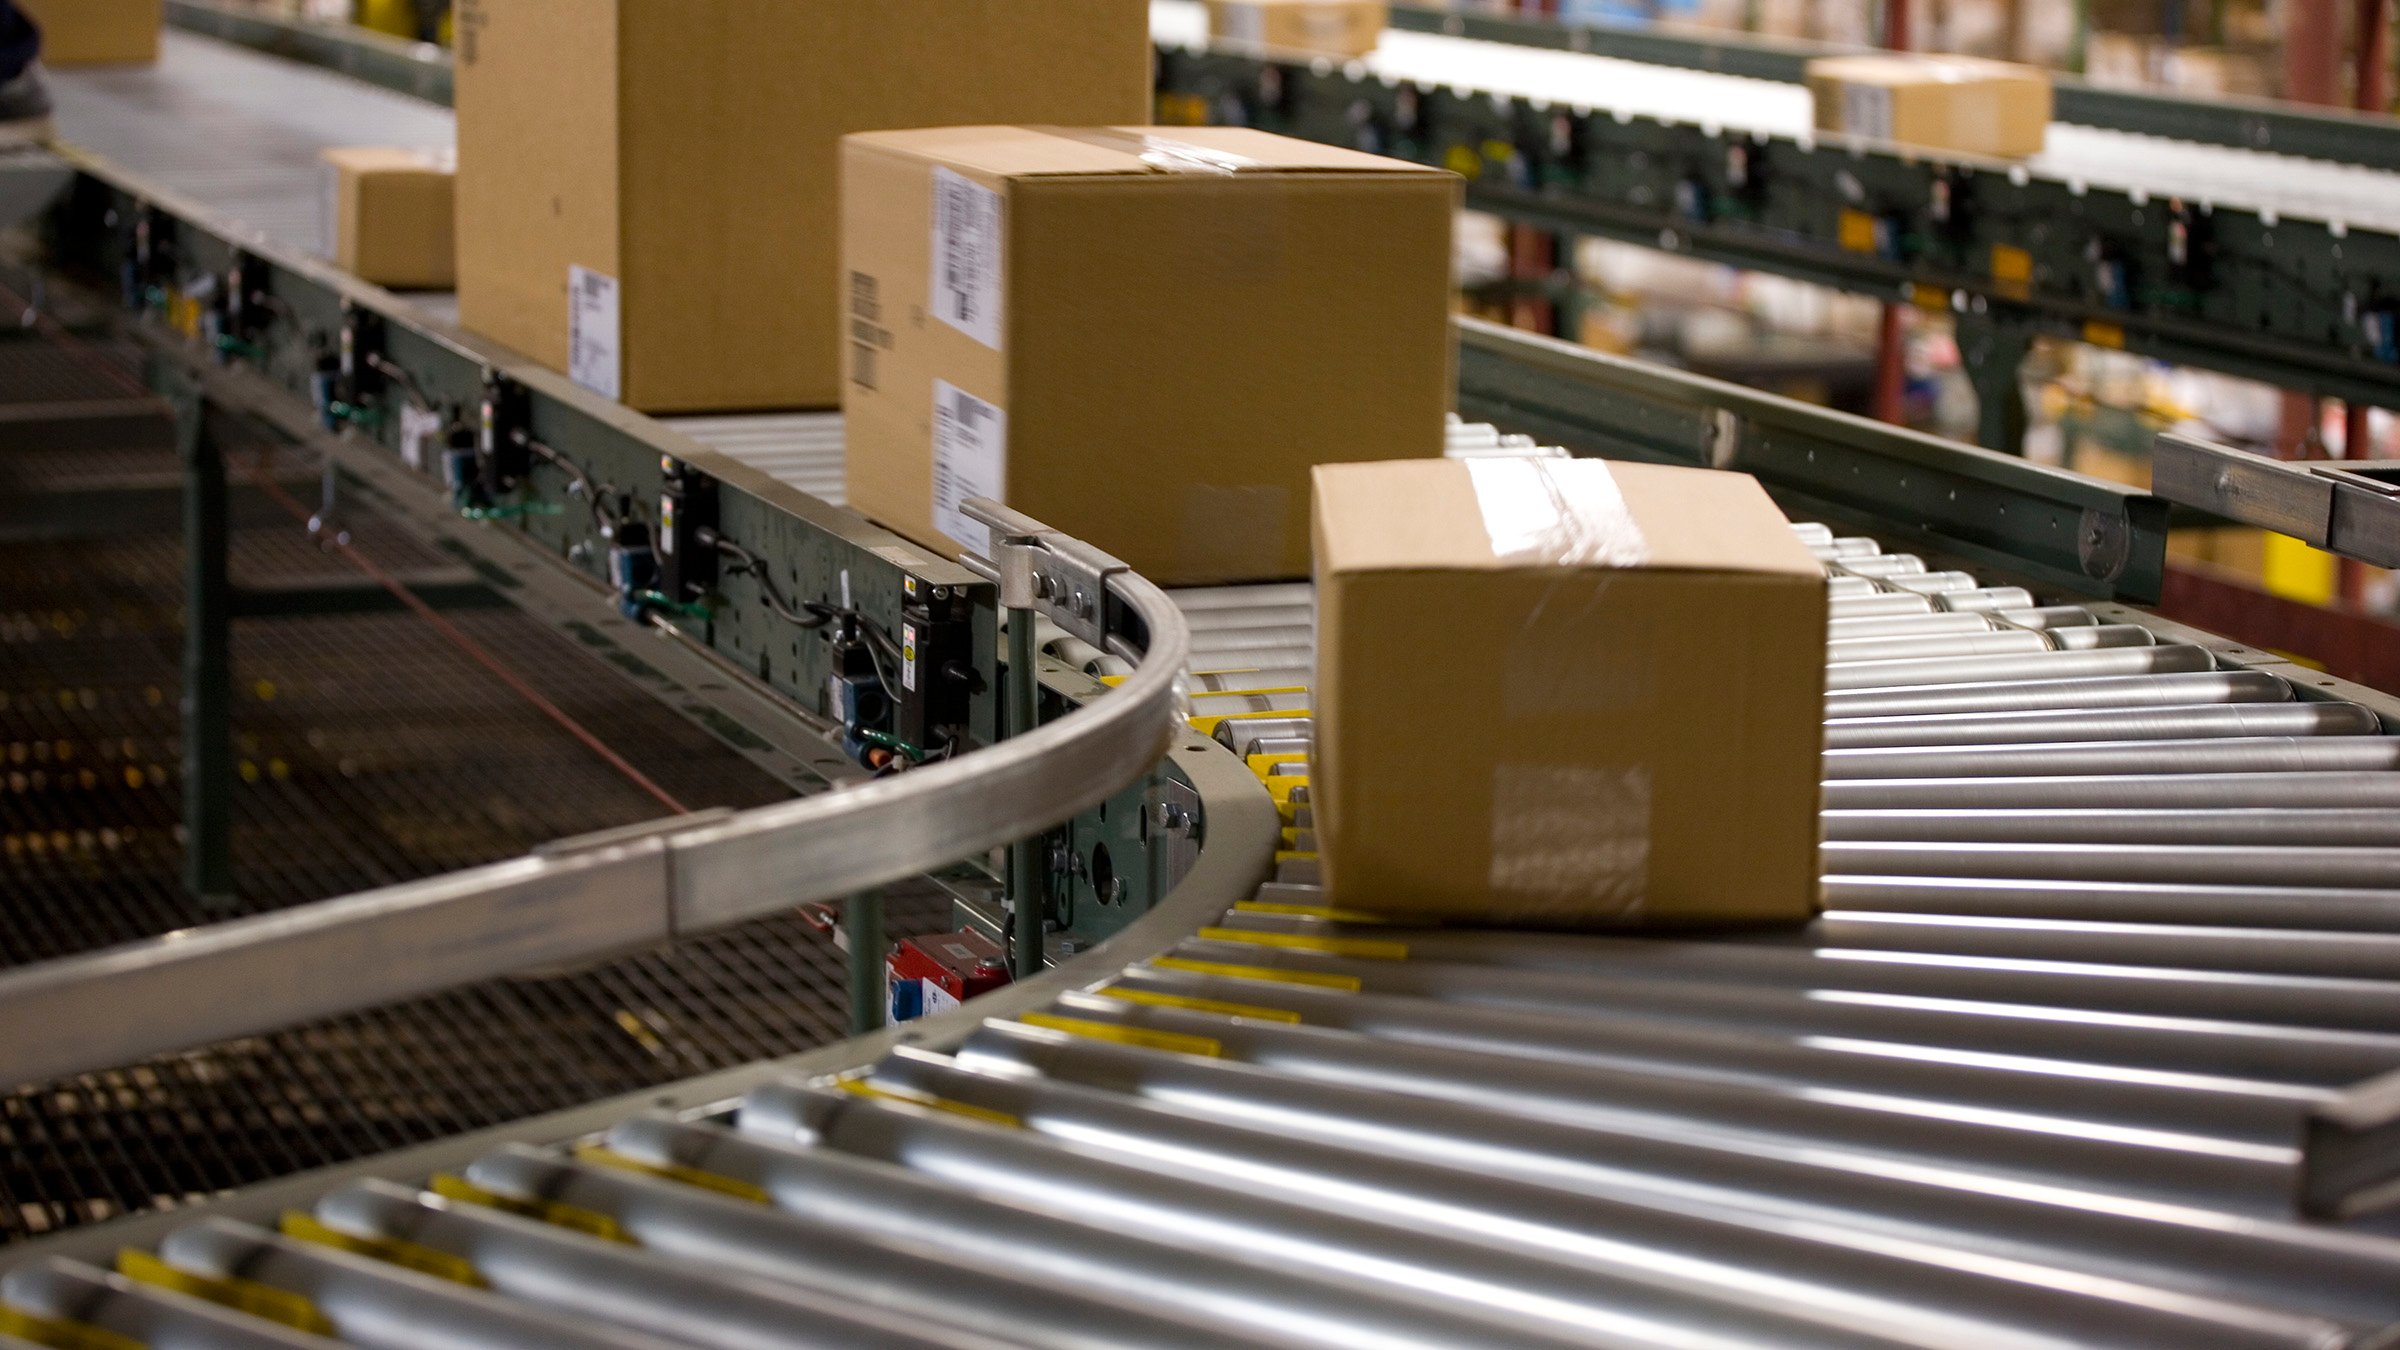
[929,167,1004,349]
[398,404,444,471]
[1842,84,1894,141]
[922,981,961,1016]
[567,265,622,400]
[932,379,1007,557]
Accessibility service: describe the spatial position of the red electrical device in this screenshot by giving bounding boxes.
[885,928,1011,1023]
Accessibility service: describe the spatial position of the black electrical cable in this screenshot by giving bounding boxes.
[525,437,624,536]
[703,528,909,699]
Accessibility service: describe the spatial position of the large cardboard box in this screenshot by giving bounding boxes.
[1806,54,2052,159]
[323,148,456,291]
[1207,0,1387,59]
[451,0,1151,414]
[1311,457,1826,927]
[19,0,160,65]
[842,126,1456,584]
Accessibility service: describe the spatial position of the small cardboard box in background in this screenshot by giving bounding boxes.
[451,0,1151,414]
[1310,457,1826,927]
[842,125,1456,585]
[1207,0,1387,58]
[1806,54,2052,158]
[19,0,160,65]
[323,148,456,291]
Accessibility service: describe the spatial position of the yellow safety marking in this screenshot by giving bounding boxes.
[1236,901,1389,924]
[1910,283,1950,312]
[1272,849,1317,865]
[1267,779,1310,805]
[2081,320,2126,349]
[1280,827,1309,849]
[1837,209,1879,254]
[837,1078,1022,1128]
[572,1145,769,1205]
[117,1249,337,1337]
[0,1306,142,1350]
[1191,686,1310,702]
[1147,957,1363,990]
[1017,1012,1223,1057]
[1097,985,1303,1023]
[1188,707,1312,736]
[1442,143,1483,180]
[1278,799,1303,825]
[1196,926,1406,960]
[280,1211,484,1287]
[429,1173,632,1245]
[1097,674,1124,687]
[1989,244,2033,300]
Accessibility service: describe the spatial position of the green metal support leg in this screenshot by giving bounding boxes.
[174,381,235,906]
[1005,609,1045,980]
[1955,308,2037,455]
[844,892,885,1035]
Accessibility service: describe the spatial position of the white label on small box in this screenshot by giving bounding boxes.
[567,265,622,400]
[901,621,920,692]
[399,404,443,471]
[922,980,961,1016]
[932,378,1007,557]
[1843,83,1894,140]
[929,167,1003,350]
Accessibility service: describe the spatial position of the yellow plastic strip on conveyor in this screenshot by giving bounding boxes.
[838,1077,1023,1129]
[430,1173,632,1245]
[1187,708,1311,736]
[0,1306,142,1350]
[1246,752,1307,777]
[1192,686,1311,701]
[1196,927,1406,960]
[117,1248,338,1337]
[1095,985,1305,1023]
[1146,957,1363,991]
[1234,901,1390,924]
[572,1145,770,1205]
[1017,1012,1223,1058]
[1267,780,1309,805]
[280,1211,485,1287]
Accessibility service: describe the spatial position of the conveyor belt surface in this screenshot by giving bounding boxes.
[15,425,2400,1348]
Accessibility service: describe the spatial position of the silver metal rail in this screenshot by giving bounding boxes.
[0,500,1191,1090]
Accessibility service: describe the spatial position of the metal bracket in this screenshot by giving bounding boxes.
[2152,433,2400,568]
[961,497,1131,649]
[2075,506,2132,586]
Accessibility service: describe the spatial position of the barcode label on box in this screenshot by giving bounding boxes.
[1842,84,1894,141]
[932,378,1006,556]
[929,168,1003,350]
[568,265,621,400]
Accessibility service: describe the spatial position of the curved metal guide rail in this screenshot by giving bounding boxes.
[10,425,2400,1349]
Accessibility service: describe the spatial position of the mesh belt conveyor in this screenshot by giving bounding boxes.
[10,423,2400,1349]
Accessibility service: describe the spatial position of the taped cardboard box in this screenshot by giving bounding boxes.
[323,148,456,291]
[19,0,160,65]
[1806,54,2052,159]
[1311,457,1826,927]
[842,125,1456,585]
[1207,0,1387,59]
[451,0,1150,414]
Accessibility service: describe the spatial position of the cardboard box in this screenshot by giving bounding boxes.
[842,126,1457,584]
[451,0,1152,414]
[1207,0,1386,58]
[323,147,456,291]
[1310,457,1826,927]
[19,0,160,66]
[1806,54,2052,158]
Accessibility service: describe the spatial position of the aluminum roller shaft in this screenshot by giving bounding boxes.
[1829,592,1941,617]
[842,1054,2353,1350]
[310,1180,1016,1350]
[1822,736,2400,779]
[1823,806,2400,846]
[1827,612,1998,639]
[1806,911,2400,984]
[468,1140,1582,1350]
[1823,876,2400,932]
[1056,964,2328,1139]
[722,1089,2010,1350]
[947,1023,2400,1331]
[1824,644,2219,691]
[1031,994,2304,1210]
[1827,630,2054,663]
[1839,555,1930,578]
[0,1257,337,1349]
[1996,605,2102,629]
[1936,587,2039,612]
[1172,583,1314,610]
[1820,670,2292,719]
[1823,770,2400,810]
[1157,933,2400,1032]
[1821,702,2380,750]
[1824,841,2400,888]
[153,1219,669,1350]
